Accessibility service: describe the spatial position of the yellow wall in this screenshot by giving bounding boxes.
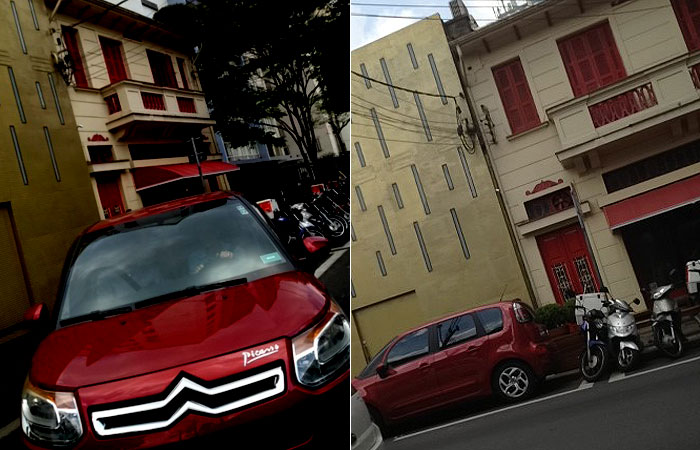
[351,16,531,375]
[0,0,99,326]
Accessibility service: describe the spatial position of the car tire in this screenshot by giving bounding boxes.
[366,404,391,437]
[492,360,536,402]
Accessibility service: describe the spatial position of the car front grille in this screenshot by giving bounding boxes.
[90,363,285,437]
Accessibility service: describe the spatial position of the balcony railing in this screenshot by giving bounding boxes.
[547,55,700,162]
[100,79,213,132]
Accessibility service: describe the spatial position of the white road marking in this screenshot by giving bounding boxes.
[0,419,19,439]
[545,369,579,381]
[392,381,594,442]
[314,248,348,278]
[578,379,593,389]
[610,353,700,383]
[607,371,626,383]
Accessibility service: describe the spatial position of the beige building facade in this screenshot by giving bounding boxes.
[0,0,99,329]
[447,0,700,311]
[350,17,532,374]
[49,0,231,220]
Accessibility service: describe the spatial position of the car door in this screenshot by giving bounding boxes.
[430,313,491,402]
[368,328,439,421]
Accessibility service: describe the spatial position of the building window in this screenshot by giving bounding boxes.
[9,126,28,185]
[428,54,448,105]
[100,37,128,84]
[378,205,397,255]
[88,145,114,163]
[671,0,700,51]
[391,183,404,209]
[492,58,540,135]
[411,164,430,215]
[413,222,433,272]
[355,185,367,211]
[557,21,626,97]
[525,188,574,221]
[602,141,700,193]
[10,2,27,54]
[43,127,61,182]
[141,92,166,110]
[376,250,387,276]
[8,67,26,124]
[413,92,432,142]
[27,0,39,30]
[450,208,470,260]
[442,164,454,190]
[141,0,158,10]
[354,142,366,167]
[407,43,418,69]
[104,93,121,114]
[47,73,65,125]
[360,63,371,88]
[147,50,177,88]
[177,97,196,113]
[379,58,399,108]
[177,58,190,90]
[35,82,46,109]
[370,108,390,158]
[62,26,88,87]
[457,147,477,198]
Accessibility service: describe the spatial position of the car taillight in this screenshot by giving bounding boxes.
[513,302,532,323]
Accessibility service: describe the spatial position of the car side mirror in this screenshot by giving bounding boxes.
[376,363,389,379]
[301,236,330,273]
[24,303,49,330]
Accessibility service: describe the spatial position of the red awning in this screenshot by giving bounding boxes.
[133,161,239,191]
[603,174,700,229]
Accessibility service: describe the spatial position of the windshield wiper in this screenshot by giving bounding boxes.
[60,305,134,326]
[134,277,248,310]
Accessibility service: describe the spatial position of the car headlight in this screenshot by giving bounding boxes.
[21,378,83,446]
[292,302,350,388]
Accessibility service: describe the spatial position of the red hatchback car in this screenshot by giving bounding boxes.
[352,301,552,427]
[20,192,349,449]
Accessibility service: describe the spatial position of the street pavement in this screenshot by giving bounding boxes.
[384,341,700,450]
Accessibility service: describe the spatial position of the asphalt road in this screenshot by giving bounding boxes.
[384,344,700,450]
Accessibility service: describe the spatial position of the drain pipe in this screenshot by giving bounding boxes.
[49,0,65,22]
[451,44,539,308]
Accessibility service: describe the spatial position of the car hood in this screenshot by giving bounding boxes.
[31,271,329,389]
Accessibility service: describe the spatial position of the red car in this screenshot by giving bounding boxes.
[352,301,551,427]
[20,192,349,449]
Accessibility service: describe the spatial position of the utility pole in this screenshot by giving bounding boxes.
[190,136,206,193]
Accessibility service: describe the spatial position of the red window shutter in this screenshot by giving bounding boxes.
[493,58,540,135]
[62,27,88,87]
[177,58,190,90]
[99,37,127,84]
[147,50,178,88]
[671,0,700,51]
[558,22,626,97]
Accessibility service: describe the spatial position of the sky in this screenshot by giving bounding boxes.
[351,1,507,50]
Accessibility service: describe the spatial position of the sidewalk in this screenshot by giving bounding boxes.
[547,305,700,374]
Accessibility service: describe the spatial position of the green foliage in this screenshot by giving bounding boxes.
[535,301,577,330]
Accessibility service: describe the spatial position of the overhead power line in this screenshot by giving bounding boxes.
[352,70,457,100]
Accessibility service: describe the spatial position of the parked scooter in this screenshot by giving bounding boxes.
[604,296,642,372]
[650,284,683,358]
[293,202,346,242]
[577,304,610,382]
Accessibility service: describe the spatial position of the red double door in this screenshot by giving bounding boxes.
[536,224,600,304]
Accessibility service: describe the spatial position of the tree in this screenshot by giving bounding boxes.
[154,0,348,179]
[314,0,350,155]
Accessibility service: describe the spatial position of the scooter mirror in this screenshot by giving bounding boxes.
[633,298,641,305]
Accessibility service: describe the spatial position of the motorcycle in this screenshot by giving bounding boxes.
[577,304,610,382]
[293,202,347,242]
[605,297,642,372]
[651,284,683,358]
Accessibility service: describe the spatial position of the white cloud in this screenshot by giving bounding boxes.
[351,8,423,50]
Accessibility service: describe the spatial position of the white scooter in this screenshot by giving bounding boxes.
[603,296,643,372]
[651,284,683,358]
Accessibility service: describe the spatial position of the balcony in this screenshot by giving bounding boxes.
[547,54,700,164]
[100,79,215,141]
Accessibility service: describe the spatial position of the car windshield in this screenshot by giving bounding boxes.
[58,198,294,324]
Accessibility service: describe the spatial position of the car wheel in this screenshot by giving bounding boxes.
[492,361,536,402]
[366,404,391,437]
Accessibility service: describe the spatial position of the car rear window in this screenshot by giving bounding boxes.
[476,308,504,335]
[437,314,477,349]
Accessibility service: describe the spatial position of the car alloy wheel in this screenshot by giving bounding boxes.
[493,362,534,401]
